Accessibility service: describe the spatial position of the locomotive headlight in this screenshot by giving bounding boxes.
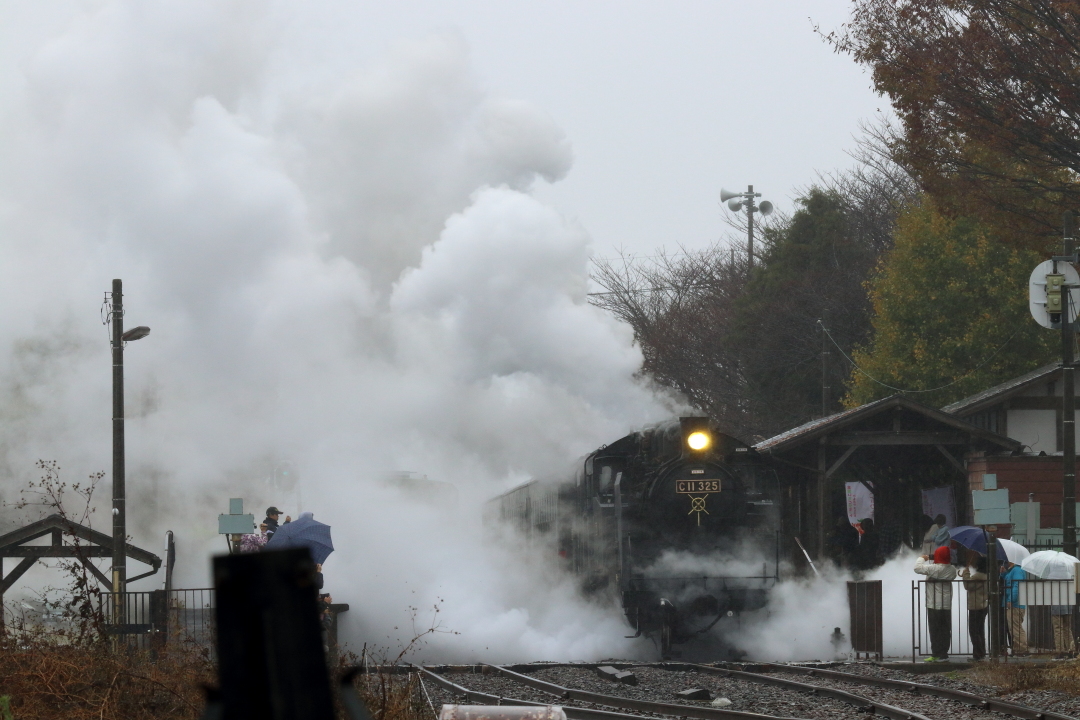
[687,431,711,451]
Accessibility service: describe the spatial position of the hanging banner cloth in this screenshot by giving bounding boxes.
[921,486,956,528]
[845,481,875,528]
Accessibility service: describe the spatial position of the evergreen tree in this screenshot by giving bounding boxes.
[730,188,880,436]
[593,185,895,440]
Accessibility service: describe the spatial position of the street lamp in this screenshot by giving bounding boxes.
[106,278,150,601]
[720,185,773,272]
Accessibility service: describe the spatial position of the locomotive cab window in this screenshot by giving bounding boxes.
[595,461,625,500]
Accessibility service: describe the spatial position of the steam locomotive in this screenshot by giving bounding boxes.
[486,417,781,657]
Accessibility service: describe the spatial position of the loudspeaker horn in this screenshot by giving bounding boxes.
[727,199,743,212]
[758,200,774,216]
[720,188,741,202]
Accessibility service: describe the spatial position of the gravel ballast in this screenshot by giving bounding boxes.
[417,663,1080,720]
[825,662,1080,717]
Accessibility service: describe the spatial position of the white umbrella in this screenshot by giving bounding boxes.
[998,538,1031,564]
[1020,550,1080,579]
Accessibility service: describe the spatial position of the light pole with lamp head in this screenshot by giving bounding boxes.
[108,278,150,603]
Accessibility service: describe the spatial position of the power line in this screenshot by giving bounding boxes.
[819,320,1028,395]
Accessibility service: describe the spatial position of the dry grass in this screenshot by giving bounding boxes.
[965,658,1080,695]
[0,463,432,720]
[0,629,434,720]
[350,664,434,720]
[0,634,212,720]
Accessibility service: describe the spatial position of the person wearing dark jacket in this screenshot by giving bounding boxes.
[262,506,291,539]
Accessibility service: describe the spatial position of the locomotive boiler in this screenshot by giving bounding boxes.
[486,417,781,657]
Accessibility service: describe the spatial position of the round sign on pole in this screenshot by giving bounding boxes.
[1029,259,1080,328]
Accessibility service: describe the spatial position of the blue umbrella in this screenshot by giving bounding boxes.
[265,513,334,564]
[948,525,1008,559]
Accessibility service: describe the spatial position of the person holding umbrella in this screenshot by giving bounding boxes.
[960,556,989,660]
[265,511,334,565]
[1021,550,1079,657]
[1050,599,1075,657]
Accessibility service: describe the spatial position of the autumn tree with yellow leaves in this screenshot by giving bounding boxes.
[846,199,1057,408]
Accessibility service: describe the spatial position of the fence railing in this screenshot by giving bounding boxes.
[1020,539,1065,553]
[170,587,215,657]
[911,578,1077,661]
[96,588,216,657]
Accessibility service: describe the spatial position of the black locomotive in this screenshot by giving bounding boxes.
[486,417,781,657]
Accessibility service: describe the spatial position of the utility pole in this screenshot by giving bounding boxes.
[1063,213,1077,559]
[720,185,773,275]
[747,184,756,270]
[111,279,126,602]
[108,280,150,613]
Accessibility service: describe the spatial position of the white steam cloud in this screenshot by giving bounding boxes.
[734,551,925,661]
[0,1,671,660]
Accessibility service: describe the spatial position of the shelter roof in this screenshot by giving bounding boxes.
[754,394,1021,456]
[0,513,160,573]
[0,514,162,595]
[941,362,1060,416]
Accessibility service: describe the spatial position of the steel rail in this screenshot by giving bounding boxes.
[416,666,691,720]
[483,663,930,720]
[687,664,931,720]
[416,666,501,705]
[759,664,1079,720]
[486,664,808,720]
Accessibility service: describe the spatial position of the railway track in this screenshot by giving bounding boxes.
[757,663,1077,720]
[414,662,1080,720]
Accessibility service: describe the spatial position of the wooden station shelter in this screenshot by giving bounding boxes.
[0,513,161,631]
[753,395,1020,568]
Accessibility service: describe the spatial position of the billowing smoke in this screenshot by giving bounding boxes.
[0,1,673,659]
[733,551,924,661]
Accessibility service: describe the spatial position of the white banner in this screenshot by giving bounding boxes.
[845,481,874,526]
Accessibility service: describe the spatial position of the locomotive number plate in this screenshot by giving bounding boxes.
[675,479,720,494]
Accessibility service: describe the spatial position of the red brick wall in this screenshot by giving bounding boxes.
[967,456,1066,530]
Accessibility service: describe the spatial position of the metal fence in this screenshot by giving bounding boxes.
[96,588,215,658]
[1021,540,1066,553]
[911,578,1077,660]
[170,588,215,657]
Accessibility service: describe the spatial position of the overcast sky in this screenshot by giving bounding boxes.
[281,0,885,260]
